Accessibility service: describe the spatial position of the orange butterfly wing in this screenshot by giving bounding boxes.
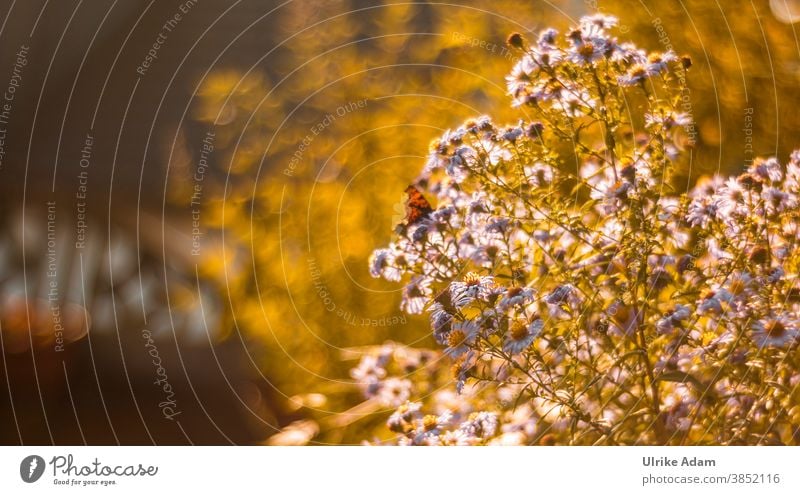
[404,185,433,225]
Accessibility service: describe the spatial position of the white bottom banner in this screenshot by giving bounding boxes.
[0,446,797,494]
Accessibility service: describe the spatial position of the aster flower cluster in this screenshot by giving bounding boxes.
[351,344,538,445]
[349,342,438,408]
[362,15,800,445]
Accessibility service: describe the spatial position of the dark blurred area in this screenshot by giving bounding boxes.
[0,0,288,445]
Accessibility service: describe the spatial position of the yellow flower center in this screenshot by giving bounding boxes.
[579,43,595,58]
[423,415,439,431]
[765,320,786,338]
[463,272,482,286]
[510,322,529,341]
[630,65,647,78]
[729,278,746,296]
[447,330,467,347]
[647,53,663,64]
[507,286,523,298]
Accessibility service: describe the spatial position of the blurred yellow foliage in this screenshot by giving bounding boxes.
[178,0,800,443]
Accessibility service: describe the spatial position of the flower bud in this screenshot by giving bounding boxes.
[506,32,525,49]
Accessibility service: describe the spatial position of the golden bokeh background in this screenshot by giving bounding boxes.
[182,0,800,443]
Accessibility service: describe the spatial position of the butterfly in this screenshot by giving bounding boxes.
[404,185,433,224]
[395,185,433,235]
